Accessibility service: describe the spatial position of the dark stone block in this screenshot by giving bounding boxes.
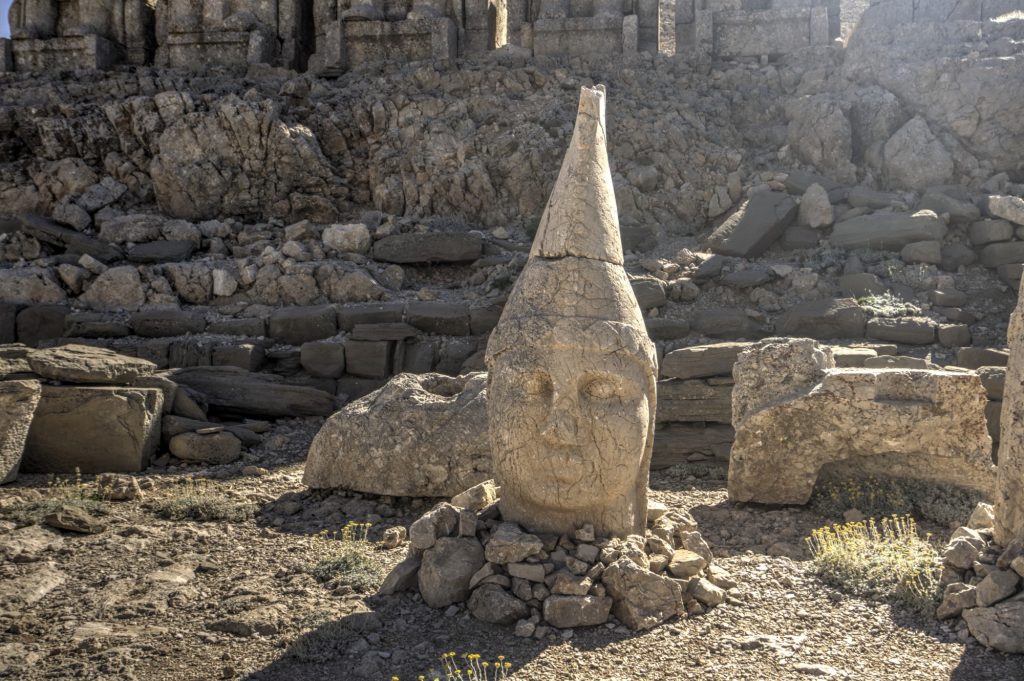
[708,191,797,258]
[336,302,405,331]
[349,322,418,341]
[269,305,338,345]
[131,309,207,337]
[406,301,471,336]
[469,303,504,335]
[63,313,131,338]
[0,303,17,344]
[300,341,346,378]
[16,305,69,347]
[776,298,867,340]
[212,343,266,372]
[127,240,195,264]
[343,339,394,378]
[337,376,388,401]
[631,279,667,310]
[371,232,483,264]
[644,318,690,341]
[206,317,266,337]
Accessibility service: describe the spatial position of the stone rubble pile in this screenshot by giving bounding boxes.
[938,503,1024,654]
[380,482,738,634]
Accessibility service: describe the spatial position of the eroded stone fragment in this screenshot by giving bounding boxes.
[484,86,657,538]
[0,380,42,484]
[728,338,993,505]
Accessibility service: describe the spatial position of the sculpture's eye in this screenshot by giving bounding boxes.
[523,372,552,398]
[581,377,619,400]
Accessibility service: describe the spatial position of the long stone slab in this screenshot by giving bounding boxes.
[830,210,948,250]
[22,386,163,474]
[170,366,337,418]
[659,342,751,380]
[656,379,733,423]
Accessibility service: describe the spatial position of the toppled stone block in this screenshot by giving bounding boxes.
[865,317,937,345]
[776,298,866,339]
[830,210,947,250]
[660,342,751,380]
[728,338,993,505]
[371,232,483,264]
[27,344,156,385]
[706,191,797,258]
[268,305,337,345]
[170,366,336,418]
[304,373,490,497]
[23,386,164,474]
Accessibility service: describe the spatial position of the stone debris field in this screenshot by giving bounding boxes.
[2,0,1024,679]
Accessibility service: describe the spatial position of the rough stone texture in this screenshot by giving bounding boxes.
[830,211,948,250]
[706,191,797,258]
[995,277,1024,546]
[22,386,163,474]
[170,366,336,418]
[0,380,42,484]
[79,266,147,311]
[963,596,1024,654]
[418,537,485,608]
[168,431,243,465]
[775,298,866,340]
[27,344,156,385]
[543,594,613,628]
[601,556,685,630]
[484,87,657,538]
[882,116,955,191]
[659,342,750,380]
[304,373,490,497]
[729,338,993,505]
[467,584,531,624]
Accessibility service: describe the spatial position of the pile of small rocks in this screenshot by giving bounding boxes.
[379,481,738,636]
[937,502,1024,653]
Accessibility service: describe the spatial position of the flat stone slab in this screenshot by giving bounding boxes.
[830,210,948,250]
[27,344,156,385]
[707,191,797,258]
[371,232,483,264]
[170,366,336,418]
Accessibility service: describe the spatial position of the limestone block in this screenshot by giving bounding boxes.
[831,211,948,251]
[775,298,867,340]
[170,366,336,417]
[304,373,491,497]
[729,338,993,505]
[371,232,483,264]
[706,191,797,258]
[995,277,1024,545]
[268,305,337,345]
[23,386,163,474]
[532,15,634,57]
[656,379,732,424]
[0,380,42,484]
[660,342,750,380]
[27,344,156,385]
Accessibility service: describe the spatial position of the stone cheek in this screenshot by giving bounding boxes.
[488,341,651,537]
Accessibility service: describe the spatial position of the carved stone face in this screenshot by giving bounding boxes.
[489,343,650,514]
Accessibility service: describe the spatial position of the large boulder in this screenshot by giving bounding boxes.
[963,596,1024,654]
[304,373,491,497]
[601,557,686,630]
[728,338,993,505]
[882,116,955,190]
[22,386,164,474]
[0,380,42,484]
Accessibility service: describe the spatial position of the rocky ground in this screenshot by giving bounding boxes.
[2,424,1024,681]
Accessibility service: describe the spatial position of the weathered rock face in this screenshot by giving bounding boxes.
[0,380,43,484]
[150,96,342,222]
[22,386,164,474]
[484,86,657,538]
[995,277,1024,546]
[169,366,336,418]
[728,338,993,505]
[303,372,491,497]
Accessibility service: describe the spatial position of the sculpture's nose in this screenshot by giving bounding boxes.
[541,397,578,447]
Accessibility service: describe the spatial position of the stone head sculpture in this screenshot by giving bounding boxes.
[485,85,657,538]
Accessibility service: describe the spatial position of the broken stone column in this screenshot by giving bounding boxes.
[729,338,994,505]
[995,280,1024,546]
[485,85,658,538]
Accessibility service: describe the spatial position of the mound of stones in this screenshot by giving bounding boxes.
[379,482,737,634]
[938,504,1024,653]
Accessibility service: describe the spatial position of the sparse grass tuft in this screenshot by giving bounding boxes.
[311,543,385,592]
[806,515,940,614]
[856,292,918,318]
[811,475,986,528]
[0,468,108,526]
[147,477,254,522]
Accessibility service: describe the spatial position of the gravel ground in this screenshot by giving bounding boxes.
[2,424,1023,681]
